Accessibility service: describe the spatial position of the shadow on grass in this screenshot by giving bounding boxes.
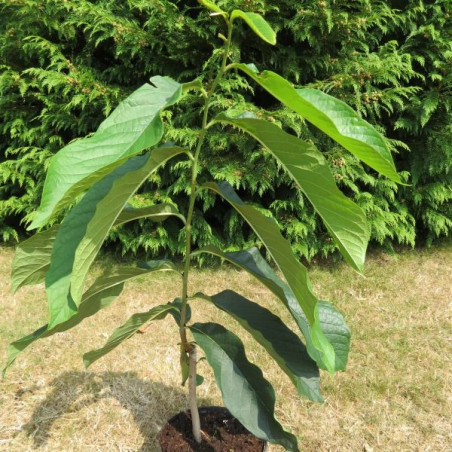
[23,370,211,451]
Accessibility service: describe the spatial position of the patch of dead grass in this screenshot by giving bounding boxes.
[0,242,451,451]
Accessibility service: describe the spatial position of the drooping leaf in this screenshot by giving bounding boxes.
[12,204,183,294]
[83,304,178,368]
[3,262,180,377]
[115,203,185,226]
[136,259,181,275]
[215,114,369,271]
[231,63,402,182]
[199,290,322,402]
[231,10,276,45]
[194,246,350,372]
[11,225,58,294]
[45,147,186,330]
[190,322,299,451]
[201,182,335,373]
[3,286,121,379]
[29,76,183,229]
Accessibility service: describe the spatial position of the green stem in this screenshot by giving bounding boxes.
[179,20,233,349]
[178,20,233,444]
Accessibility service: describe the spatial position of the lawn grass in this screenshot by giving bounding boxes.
[0,241,451,451]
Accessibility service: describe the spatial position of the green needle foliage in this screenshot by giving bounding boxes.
[4,3,402,449]
[0,0,450,258]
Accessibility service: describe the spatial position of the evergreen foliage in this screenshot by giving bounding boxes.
[0,0,450,259]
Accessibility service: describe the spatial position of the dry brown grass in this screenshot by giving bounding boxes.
[0,241,451,451]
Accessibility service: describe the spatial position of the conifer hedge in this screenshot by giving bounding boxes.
[1,0,450,260]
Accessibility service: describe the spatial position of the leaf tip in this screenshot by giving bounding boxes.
[26,220,39,231]
[10,282,19,295]
[82,355,91,369]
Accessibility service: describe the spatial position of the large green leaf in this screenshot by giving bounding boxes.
[194,245,350,372]
[190,322,299,451]
[45,147,186,329]
[215,114,369,271]
[11,225,58,294]
[231,10,276,45]
[200,290,322,402]
[70,148,186,304]
[202,182,335,373]
[3,262,179,377]
[231,63,401,182]
[12,203,183,294]
[29,76,183,229]
[83,303,177,368]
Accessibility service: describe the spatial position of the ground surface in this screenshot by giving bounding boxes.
[0,242,451,451]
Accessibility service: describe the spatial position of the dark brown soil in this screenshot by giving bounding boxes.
[157,406,267,451]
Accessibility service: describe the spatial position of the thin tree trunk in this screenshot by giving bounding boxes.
[189,345,201,443]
